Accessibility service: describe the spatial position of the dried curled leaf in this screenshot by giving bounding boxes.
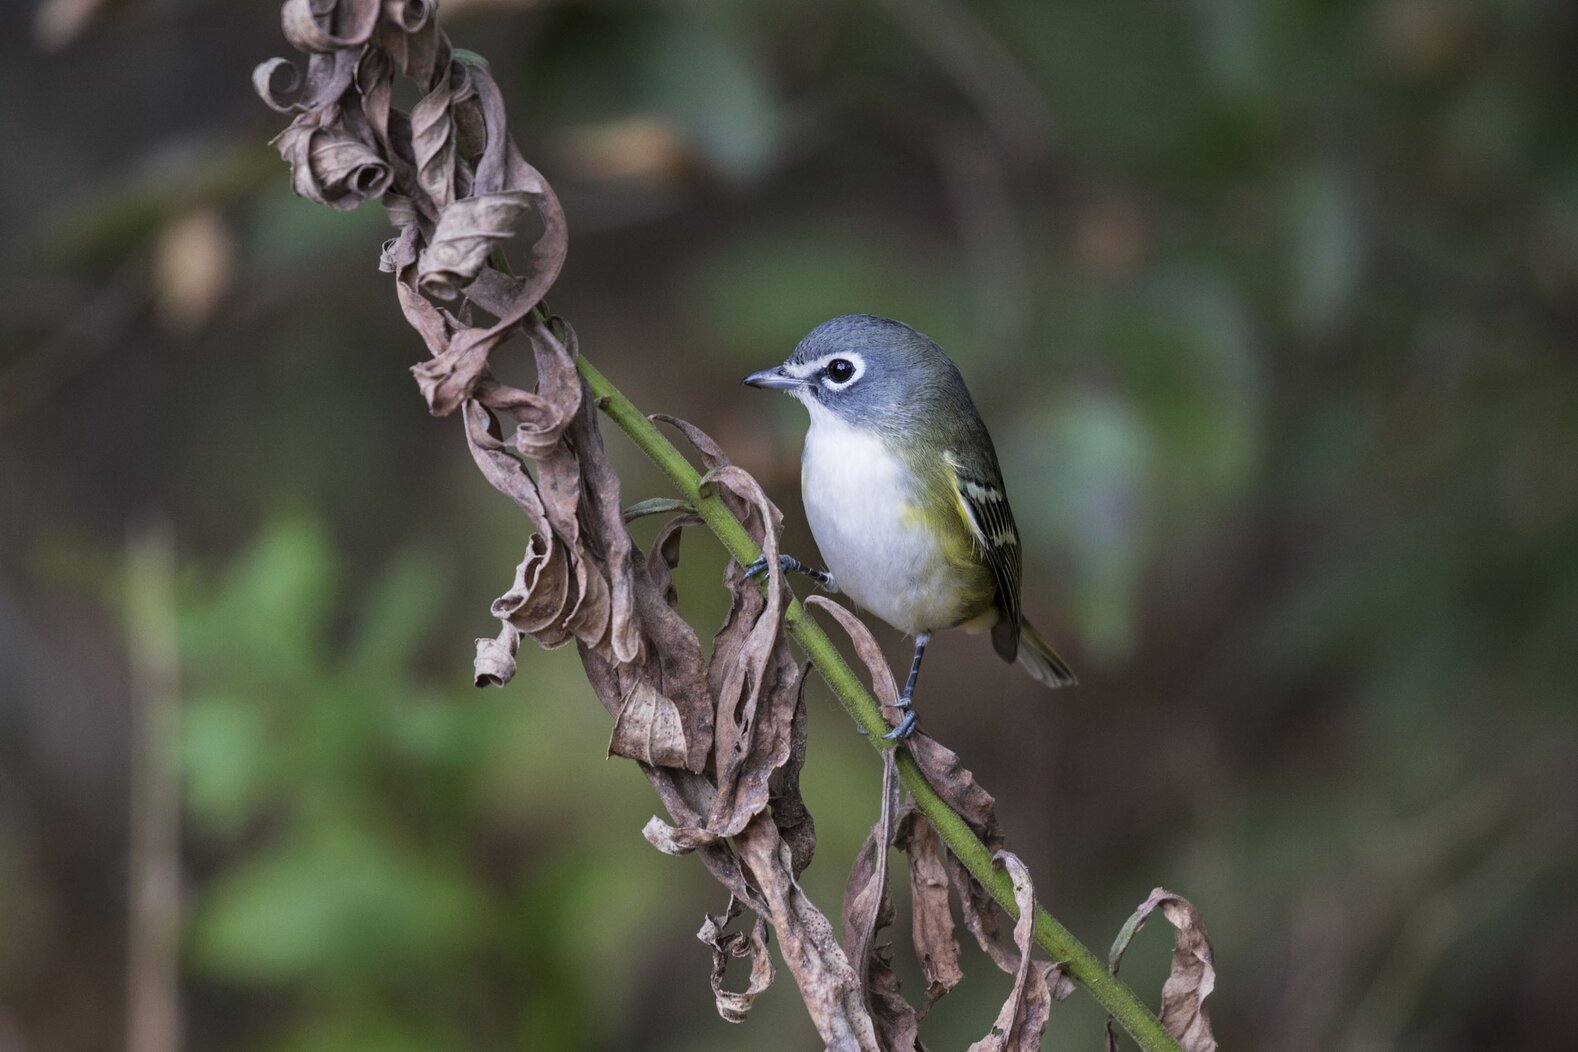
[473,623,520,688]
[768,665,816,877]
[608,681,690,768]
[653,413,731,470]
[641,815,721,856]
[894,811,965,1010]
[737,814,882,1052]
[905,734,1012,973]
[281,0,380,53]
[458,319,673,703]
[842,750,921,1051]
[703,464,800,837]
[408,58,471,213]
[698,898,775,1024]
[271,113,393,211]
[419,191,534,300]
[1108,888,1218,1052]
[803,595,900,709]
[381,0,433,36]
[966,852,1070,1052]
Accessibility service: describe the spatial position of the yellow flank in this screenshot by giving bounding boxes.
[896,467,997,627]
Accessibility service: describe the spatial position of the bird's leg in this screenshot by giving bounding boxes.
[742,553,838,592]
[883,631,931,741]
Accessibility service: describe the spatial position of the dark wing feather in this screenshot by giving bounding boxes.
[946,452,1023,660]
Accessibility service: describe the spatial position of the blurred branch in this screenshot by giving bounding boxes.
[123,521,182,1052]
[871,0,1054,156]
[576,355,1182,1052]
[933,121,1032,350]
[1339,799,1573,1052]
[0,257,143,428]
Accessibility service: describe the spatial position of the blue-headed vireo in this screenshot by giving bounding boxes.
[743,314,1075,740]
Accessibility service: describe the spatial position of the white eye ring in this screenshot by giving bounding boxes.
[819,352,865,391]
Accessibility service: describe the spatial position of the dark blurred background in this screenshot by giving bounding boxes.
[3,0,1577,1049]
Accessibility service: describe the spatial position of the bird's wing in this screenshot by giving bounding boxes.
[944,450,1022,654]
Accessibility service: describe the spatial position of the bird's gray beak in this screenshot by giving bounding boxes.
[742,366,805,391]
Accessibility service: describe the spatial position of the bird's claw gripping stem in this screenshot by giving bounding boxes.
[882,695,919,740]
[743,552,838,592]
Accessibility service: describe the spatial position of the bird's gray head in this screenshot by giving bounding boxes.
[743,314,969,436]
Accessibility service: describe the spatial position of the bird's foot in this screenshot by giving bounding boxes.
[742,553,837,592]
[882,695,919,741]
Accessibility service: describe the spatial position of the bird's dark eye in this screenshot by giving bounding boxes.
[825,358,856,384]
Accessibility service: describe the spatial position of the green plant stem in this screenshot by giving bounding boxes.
[577,354,1181,1052]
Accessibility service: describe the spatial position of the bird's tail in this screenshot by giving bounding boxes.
[1017,620,1078,689]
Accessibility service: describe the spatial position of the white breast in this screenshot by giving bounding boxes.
[799,402,957,634]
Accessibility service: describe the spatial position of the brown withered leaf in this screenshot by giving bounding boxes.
[615,502,714,765]
[768,665,815,877]
[462,400,548,530]
[463,373,644,688]
[473,622,520,688]
[557,392,711,760]
[641,815,721,856]
[842,750,896,987]
[489,534,573,649]
[577,545,713,774]
[966,852,1070,1052]
[894,810,965,1010]
[471,333,583,468]
[904,734,1012,974]
[644,512,700,607]
[462,314,659,684]
[803,594,900,712]
[382,0,433,34]
[843,750,922,1051]
[582,658,727,870]
[399,67,567,418]
[736,814,882,1051]
[906,734,1002,852]
[698,897,775,1024]
[271,112,394,212]
[253,54,341,114]
[259,6,567,418]
[408,327,496,418]
[1108,888,1218,1052]
[419,191,534,300]
[608,681,690,768]
[408,58,468,212]
[653,413,731,470]
[950,851,1011,974]
[281,0,379,53]
[702,464,801,837]
[554,332,640,665]
[356,51,419,199]
[372,6,446,87]
[457,53,567,292]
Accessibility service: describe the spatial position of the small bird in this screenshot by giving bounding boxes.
[743,314,1075,739]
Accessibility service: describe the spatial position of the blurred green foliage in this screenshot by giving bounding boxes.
[3,0,1577,1049]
